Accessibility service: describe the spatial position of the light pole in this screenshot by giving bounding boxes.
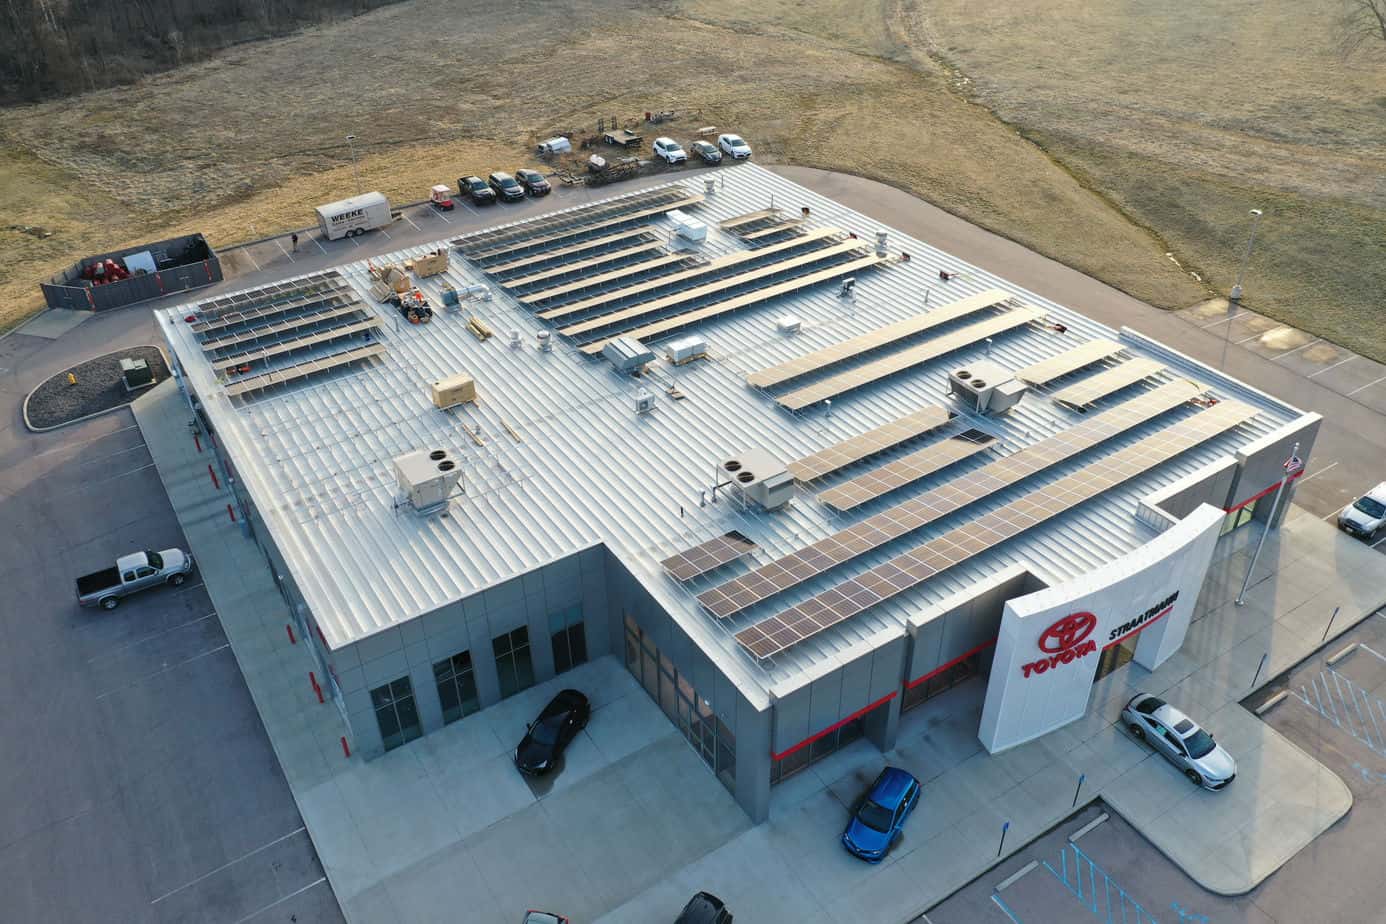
[1229,208,1264,302]
[346,134,362,195]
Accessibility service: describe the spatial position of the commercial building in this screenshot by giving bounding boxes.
[157,164,1317,823]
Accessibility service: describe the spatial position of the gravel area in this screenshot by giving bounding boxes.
[24,345,169,431]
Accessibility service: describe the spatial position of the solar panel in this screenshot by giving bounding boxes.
[457,187,688,253]
[818,429,997,512]
[1013,338,1124,386]
[747,288,1013,389]
[1052,358,1167,409]
[696,378,1206,619]
[196,272,342,318]
[518,255,694,305]
[199,300,362,352]
[482,228,655,274]
[577,254,887,356]
[742,219,804,241]
[559,240,867,338]
[719,209,781,230]
[786,407,953,482]
[775,306,1048,411]
[219,317,382,366]
[499,242,665,289]
[224,343,387,397]
[660,531,758,582]
[735,399,1259,659]
[535,228,843,317]
[191,278,351,334]
[463,193,704,261]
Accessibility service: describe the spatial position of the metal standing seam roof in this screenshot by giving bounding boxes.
[156,163,1305,706]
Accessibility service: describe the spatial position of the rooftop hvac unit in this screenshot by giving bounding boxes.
[667,209,707,243]
[664,334,707,365]
[721,448,795,512]
[635,388,656,414]
[431,372,476,410]
[948,360,1028,415]
[120,357,155,392]
[393,449,462,513]
[776,316,802,335]
[603,337,655,374]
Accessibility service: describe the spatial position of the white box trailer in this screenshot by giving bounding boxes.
[315,192,392,241]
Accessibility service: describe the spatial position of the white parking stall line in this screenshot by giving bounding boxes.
[274,238,296,263]
[150,826,307,904]
[1373,533,1386,549]
[86,613,217,664]
[1309,355,1356,378]
[242,247,262,271]
[1298,460,1338,483]
[402,212,421,231]
[1348,373,1386,396]
[434,207,453,223]
[1272,338,1322,361]
[377,226,391,240]
[94,643,231,700]
[313,236,328,255]
[457,198,479,216]
[1201,311,1247,329]
[229,877,328,924]
[86,461,159,486]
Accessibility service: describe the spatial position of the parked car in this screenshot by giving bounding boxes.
[1338,482,1386,540]
[513,689,590,775]
[76,548,195,609]
[653,137,688,165]
[690,140,722,164]
[459,175,497,205]
[1121,694,1236,790]
[489,171,527,202]
[521,912,568,924]
[515,168,551,196]
[674,891,732,924]
[717,133,752,159]
[841,766,920,862]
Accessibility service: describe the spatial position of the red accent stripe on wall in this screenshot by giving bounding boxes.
[772,691,898,761]
[1225,469,1303,513]
[906,638,998,689]
[1103,605,1174,650]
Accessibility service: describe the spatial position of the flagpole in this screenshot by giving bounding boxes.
[1236,442,1301,606]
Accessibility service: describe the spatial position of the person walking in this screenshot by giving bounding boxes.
[291,232,299,252]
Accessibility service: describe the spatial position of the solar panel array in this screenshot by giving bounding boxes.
[747,288,1013,389]
[483,228,656,275]
[457,187,695,256]
[660,531,758,582]
[192,274,349,334]
[559,239,868,338]
[818,429,997,512]
[515,254,692,304]
[1013,338,1124,386]
[461,192,705,261]
[786,407,953,482]
[200,300,362,353]
[577,254,886,356]
[499,242,665,289]
[534,228,842,316]
[775,306,1047,411]
[719,209,782,230]
[735,399,1259,659]
[742,219,804,241]
[223,343,386,398]
[695,378,1206,619]
[219,317,382,367]
[1052,358,1167,409]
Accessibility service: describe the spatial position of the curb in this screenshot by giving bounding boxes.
[22,344,171,433]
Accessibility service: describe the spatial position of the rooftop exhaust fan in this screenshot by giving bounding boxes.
[947,359,1027,415]
[720,448,794,511]
[393,448,463,514]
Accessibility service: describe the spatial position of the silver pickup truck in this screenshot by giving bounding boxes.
[75,549,195,609]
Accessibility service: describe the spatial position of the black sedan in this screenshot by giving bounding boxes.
[514,689,590,775]
[515,168,551,196]
[459,175,497,205]
[488,171,527,202]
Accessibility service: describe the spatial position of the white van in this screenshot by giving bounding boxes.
[315,191,392,241]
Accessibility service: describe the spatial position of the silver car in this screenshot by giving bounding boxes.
[1121,694,1236,790]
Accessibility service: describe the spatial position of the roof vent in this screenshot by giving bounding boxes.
[635,388,656,415]
[721,448,794,511]
[875,231,888,257]
[537,330,552,352]
[393,448,463,513]
[948,360,1027,415]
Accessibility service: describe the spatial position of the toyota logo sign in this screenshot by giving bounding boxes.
[1038,611,1096,653]
[1022,612,1099,678]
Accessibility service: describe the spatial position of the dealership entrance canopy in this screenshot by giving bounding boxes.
[157,163,1319,821]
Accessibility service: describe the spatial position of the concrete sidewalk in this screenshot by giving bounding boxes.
[134,378,1385,923]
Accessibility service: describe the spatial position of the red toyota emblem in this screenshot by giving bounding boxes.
[1038,612,1097,653]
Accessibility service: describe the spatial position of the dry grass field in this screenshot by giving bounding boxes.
[924,0,1386,359]
[2,0,1377,360]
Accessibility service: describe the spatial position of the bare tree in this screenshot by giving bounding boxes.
[1339,0,1386,57]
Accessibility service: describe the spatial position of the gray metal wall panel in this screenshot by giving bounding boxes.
[773,687,812,754]
[909,617,947,682]
[1160,465,1238,519]
[809,673,845,731]
[840,655,874,716]
[869,638,907,702]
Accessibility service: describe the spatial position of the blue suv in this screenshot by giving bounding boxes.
[842,767,921,862]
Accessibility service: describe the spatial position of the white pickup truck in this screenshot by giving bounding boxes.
[75,549,195,609]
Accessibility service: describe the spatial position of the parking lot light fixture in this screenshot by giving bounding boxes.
[1229,208,1264,302]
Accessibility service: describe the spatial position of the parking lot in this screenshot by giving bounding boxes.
[0,331,341,924]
